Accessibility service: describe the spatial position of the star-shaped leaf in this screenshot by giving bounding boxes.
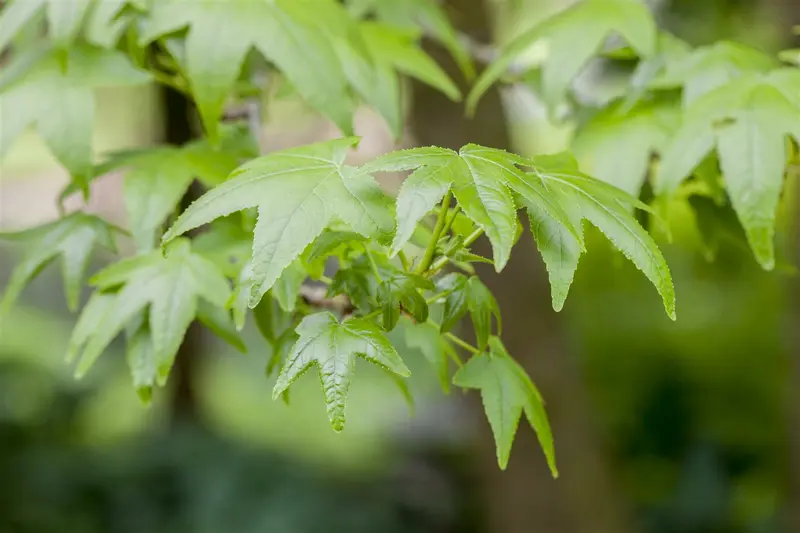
[68,238,235,381]
[468,0,657,113]
[524,153,675,317]
[140,0,360,140]
[351,0,475,80]
[83,126,257,251]
[272,312,411,431]
[649,40,778,105]
[0,44,150,188]
[0,0,120,54]
[0,213,119,318]
[572,95,680,196]
[163,137,395,308]
[360,144,582,271]
[454,336,557,474]
[657,70,800,269]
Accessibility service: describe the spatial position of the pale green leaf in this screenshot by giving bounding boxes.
[468,0,656,113]
[528,154,676,318]
[0,44,149,185]
[657,72,800,269]
[164,138,394,309]
[453,336,557,475]
[272,312,410,431]
[0,213,117,316]
[71,239,234,381]
[572,96,680,195]
[141,0,357,139]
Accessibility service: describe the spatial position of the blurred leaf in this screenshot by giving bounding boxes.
[468,0,657,114]
[1,213,118,317]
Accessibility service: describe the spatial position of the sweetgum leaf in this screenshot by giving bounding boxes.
[468,0,656,114]
[572,96,680,195]
[361,144,581,271]
[141,0,357,139]
[355,0,475,79]
[649,40,778,105]
[70,239,234,382]
[164,138,395,309]
[0,44,149,188]
[0,213,118,317]
[526,153,676,318]
[454,336,557,475]
[657,71,800,270]
[0,0,123,54]
[272,312,410,431]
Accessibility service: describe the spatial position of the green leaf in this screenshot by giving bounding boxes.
[361,22,460,103]
[404,319,452,393]
[572,96,680,195]
[0,0,118,55]
[0,213,118,317]
[71,239,233,381]
[272,312,410,431]
[66,291,117,363]
[377,272,435,330]
[307,229,367,262]
[453,336,557,475]
[141,0,358,139]
[163,138,395,308]
[196,299,247,353]
[272,259,307,313]
[362,144,582,271]
[650,40,778,105]
[328,257,378,312]
[0,44,149,187]
[468,0,656,113]
[657,72,800,270]
[436,272,469,333]
[527,153,676,318]
[467,277,501,350]
[358,0,475,80]
[125,322,157,405]
[527,184,583,312]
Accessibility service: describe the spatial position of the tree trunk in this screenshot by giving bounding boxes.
[411,2,632,532]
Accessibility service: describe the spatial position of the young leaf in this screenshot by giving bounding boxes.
[468,0,657,113]
[0,213,118,317]
[657,72,800,270]
[125,323,158,404]
[467,277,501,350]
[70,239,234,381]
[140,0,358,139]
[0,44,149,187]
[361,144,581,271]
[377,272,435,330]
[453,336,557,475]
[357,0,475,80]
[272,312,411,431]
[528,153,676,318]
[572,96,680,196]
[436,272,469,333]
[163,138,394,309]
[328,257,378,312]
